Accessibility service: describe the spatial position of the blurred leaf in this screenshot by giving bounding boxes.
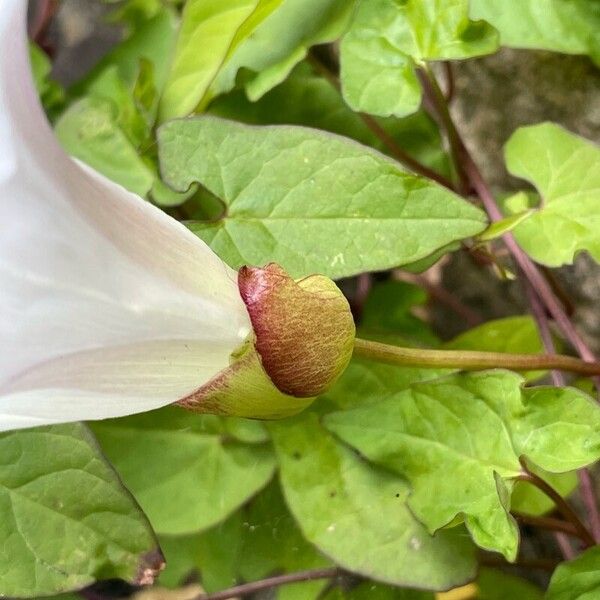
[361,281,438,346]
[209,0,355,102]
[159,0,283,121]
[55,96,155,197]
[92,408,275,535]
[158,117,487,279]
[547,545,600,600]
[471,0,600,64]
[325,371,600,559]
[270,412,477,590]
[340,0,498,117]
[209,62,451,177]
[323,582,433,599]
[0,424,160,597]
[29,43,64,118]
[476,567,543,599]
[504,123,600,267]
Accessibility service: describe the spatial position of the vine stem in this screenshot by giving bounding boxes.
[353,337,600,376]
[518,465,595,548]
[193,568,341,600]
[419,64,600,543]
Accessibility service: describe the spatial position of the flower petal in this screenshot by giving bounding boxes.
[0,1,251,429]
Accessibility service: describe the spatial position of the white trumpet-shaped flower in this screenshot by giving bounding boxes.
[0,0,252,431]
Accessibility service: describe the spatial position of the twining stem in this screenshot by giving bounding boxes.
[518,464,595,548]
[513,512,579,538]
[353,337,600,376]
[420,64,600,541]
[194,568,341,600]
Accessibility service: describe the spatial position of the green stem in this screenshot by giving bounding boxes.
[353,337,600,376]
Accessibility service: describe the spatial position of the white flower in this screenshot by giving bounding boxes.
[0,0,252,431]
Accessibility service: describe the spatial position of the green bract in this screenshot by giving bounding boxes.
[158,117,487,279]
[325,370,600,559]
[0,424,160,597]
[340,0,498,118]
[504,123,600,266]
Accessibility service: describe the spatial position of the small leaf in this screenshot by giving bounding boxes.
[91,408,276,535]
[158,117,487,279]
[270,412,477,590]
[0,424,161,597]
[504,123,600,266]
[546,545,600,600]
[208,0,355,102]
[340,0,498,117]
[477,209,535,242]
[470,0,600,64]
[325,371,600,559]
[158,0,283,121]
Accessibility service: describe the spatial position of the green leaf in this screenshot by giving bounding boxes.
[361,281,438,346]
[340,0,498,118]
[55,96,155,198]
[504,123,600,267]
[470,0,600,64]
[73,8,178,95]
[158,0,283,121]
[443,316,546,381]
[30,43,64,118]
[0,424,160,597]
[477,209,535,242]
[160,513,243,593]
[546,545,600,600]
[322,582,433,599]
[476,567,543,600]
[325,370,600,559]
[208,0,355,102]
[91,408,276,535]
[158,117,487,279]
[269,412,477,591]
[239,481,332,600]
[209,62,451,177]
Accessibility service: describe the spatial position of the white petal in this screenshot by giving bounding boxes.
[0,1,252,430]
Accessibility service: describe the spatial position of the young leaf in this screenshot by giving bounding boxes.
[92,408,275,535]
[158,0,283,121]
[0,424,161,597]
[340,0,498,118]
[208,0,355,102]
[470,0,600,64]
[269,412,477,591]
[158,117,487,279]
[546,545,600,600]
[504,123,600,267]
[325,370,600,559]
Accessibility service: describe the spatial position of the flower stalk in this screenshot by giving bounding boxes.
[354,337,600,376]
